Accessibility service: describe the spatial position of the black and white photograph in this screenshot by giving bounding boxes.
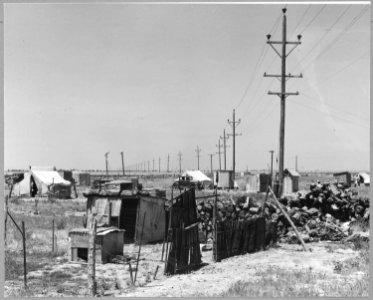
[3,0,370,297]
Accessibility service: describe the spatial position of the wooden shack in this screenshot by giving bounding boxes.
[283,169,300,195]
[69,227,125,264]
[84,179,166,244]
[333,171,352,187]
[213,170,234,189]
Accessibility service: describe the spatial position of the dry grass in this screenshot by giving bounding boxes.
[218,239,369,298]
[5,197,86,284]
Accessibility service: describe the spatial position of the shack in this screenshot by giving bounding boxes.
[333,171,352,187]
[283,169,300,195]
[72,171,91,186]
[83,179,166,244]
[213,170,234,189]
[245,173,271,193]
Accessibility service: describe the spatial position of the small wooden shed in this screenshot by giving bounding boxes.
[213,170,234,189]
[69,227,125,264]
[283,169,300,195]
[333,171,352,187]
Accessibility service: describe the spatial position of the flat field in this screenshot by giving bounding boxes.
[3,174,370,297]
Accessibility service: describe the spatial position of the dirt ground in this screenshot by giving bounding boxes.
[4,240,363,297]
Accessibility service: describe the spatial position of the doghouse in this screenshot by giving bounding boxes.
[69,227,125,263]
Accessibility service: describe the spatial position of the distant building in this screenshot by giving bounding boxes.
[333,171,352,187]
[283,169,300,195]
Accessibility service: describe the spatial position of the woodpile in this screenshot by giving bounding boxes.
[274,183,369,243]
[196,192,270,242]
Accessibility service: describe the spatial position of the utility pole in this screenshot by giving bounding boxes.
[227,109,241,183]
[120,152,125,176]
[178,151,182,174]
[208,153,215,177]
[264,7,302,197]
[216,139,222,171]
[105,152,110,177]
[147,161,150,173]
[269,150,274,188]
[195,145,201,170]
[220,129,229,171]
[167,154,170,173]
[295,155,298,172]
[158,157,161,172]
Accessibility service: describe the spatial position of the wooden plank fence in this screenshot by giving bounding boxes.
[164,188,202,275]
[213,192,277,262]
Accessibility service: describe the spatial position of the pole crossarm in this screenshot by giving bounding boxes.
[268,91,299,97]
[267,40,301,45]
[264,73,302,78]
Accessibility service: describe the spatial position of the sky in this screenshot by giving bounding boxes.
[4,1,370,173]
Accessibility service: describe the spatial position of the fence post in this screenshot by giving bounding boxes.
[52,219,55,253]
[5,195,8,245]
[22,221,27,288]
[88,218,97,296]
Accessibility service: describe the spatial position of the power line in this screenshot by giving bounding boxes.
[235,11,283,109]
[291,97,369,129]
[290,5,312,36]
[297,6,369,76]
[300,5,327,35]
[301,50,369,94]
[292,5,352,70]
[299,92,369,125]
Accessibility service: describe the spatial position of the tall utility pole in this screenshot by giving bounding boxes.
[152,159,155,172]
[216,139,222,171]
[120,152,125,176]
[295,155,298,172]
[269,150,274,188]
[147,160,150,172]
[158,157,161,172]
[167,154,170,173]
[105,152,110,177]
[195,145,201,170]
[227,109,241,182]
[208,153,215,177]
[264,7,302,196]
[220,129,229,171]
[178,151,182,174]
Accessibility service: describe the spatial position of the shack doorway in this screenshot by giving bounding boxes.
[119,197,139,240]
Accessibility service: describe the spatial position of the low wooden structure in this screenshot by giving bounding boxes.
[333,171,352,187]
[69,227,125,263]
[84,180,166,243]
[283,169,300,195]
[213,170,234,189]
[164,188,202,275]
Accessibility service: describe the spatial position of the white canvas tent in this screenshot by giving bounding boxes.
[181,170,212,183]
[12,166,72,198]
[358,172,370,185]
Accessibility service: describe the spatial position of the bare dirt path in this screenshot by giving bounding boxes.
[4,241,361,297]
[119,241,358,297]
